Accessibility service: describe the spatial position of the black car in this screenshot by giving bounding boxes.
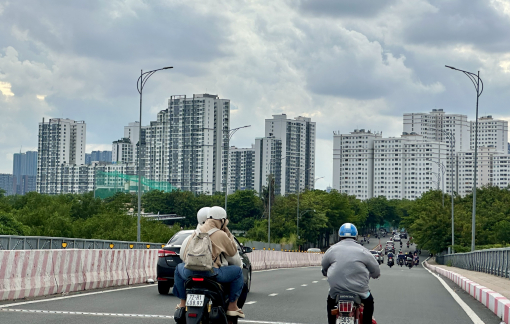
[400,232,408,239]
[157,230,253,296]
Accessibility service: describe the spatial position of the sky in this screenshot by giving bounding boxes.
[1,0,510,190]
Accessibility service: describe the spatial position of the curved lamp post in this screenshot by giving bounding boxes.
[224,125,251,214]
[136,66,173,242]
[446,65,483,251]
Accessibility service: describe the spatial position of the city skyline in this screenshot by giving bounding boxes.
[2,1,510,191]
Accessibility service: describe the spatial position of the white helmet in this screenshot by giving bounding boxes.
[197,207,210,225]
[207,206,227,220]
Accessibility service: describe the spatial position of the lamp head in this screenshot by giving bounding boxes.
[445,65,456,70]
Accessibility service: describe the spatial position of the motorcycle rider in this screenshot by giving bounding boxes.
[173,206,245,318]
[406,251,414,266]
[322,223,380,324]
[397,251,406,266]
[387,251,394,266]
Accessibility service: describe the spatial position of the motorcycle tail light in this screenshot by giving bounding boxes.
[188,313,197,318]
[338,301,354,313]
[192,278,204,282]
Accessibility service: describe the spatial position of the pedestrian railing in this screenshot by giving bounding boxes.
[0,235,165,250]
[436,248,510,279]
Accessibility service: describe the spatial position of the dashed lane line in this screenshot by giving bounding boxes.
[312,281,318,283]
[301,284,307,287]
[286,288,295,290]
[0,308,308,323]
[268,293,278,297]
[245,301,257,305]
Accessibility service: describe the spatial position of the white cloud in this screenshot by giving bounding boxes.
[0,81,14,97]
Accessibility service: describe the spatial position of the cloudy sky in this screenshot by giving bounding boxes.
[1,0,510,190]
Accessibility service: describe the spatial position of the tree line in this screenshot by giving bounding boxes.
[2,185,509,253]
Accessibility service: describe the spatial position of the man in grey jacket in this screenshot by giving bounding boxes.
[322,223,380,324]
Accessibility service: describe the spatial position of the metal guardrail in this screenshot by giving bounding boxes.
[0,235,165,250]
[436,248,510,279]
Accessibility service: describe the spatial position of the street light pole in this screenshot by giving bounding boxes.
[268,156,286,245]
[224,125,251,214]
[136,66,173,242]
[446,65,483,251]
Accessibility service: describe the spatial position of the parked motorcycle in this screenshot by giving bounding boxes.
[174,276,239,324]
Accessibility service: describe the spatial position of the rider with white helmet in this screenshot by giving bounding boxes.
[197,207,210,226]
[322,223,380,324]
[174,206,245,318]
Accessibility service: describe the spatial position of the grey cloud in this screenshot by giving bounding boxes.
[297,0,398,18]
[402,0,510,52]
[1,0,231,63]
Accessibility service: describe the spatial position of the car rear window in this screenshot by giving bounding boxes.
[167,232,192,245]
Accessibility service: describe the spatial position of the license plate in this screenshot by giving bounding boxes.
[336,317,354,324]
[186,294,205,307]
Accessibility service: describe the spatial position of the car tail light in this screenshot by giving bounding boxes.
[338,301,354,313]
[192,278,204,282]
[188,313,197,318]
[158,249,177,257]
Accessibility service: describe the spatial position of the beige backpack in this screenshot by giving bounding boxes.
[182,228,220,271]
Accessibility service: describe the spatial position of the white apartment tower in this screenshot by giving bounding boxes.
[142,94,229,194]
[332,129,381,199]
[373,133,448,200]
[228,146,255,193]
[470,116,508,153]
[112,138,135,163]
[256,114,316,195]
[403,109,470,152]
[37,118,86,194]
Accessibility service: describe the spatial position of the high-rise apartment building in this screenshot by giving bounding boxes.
[332,129,382,199]
[257,114,315,195]
[112,138,135,163]
[403,109,470,152]
[470,116,508,153]
[141,94,229,195]
[13,151,37,194]
[254,137,283,195]
[85,151,112,164]
[228,146,255,193]
[37,118,86,194]
[0,174,15,196]
[373,133,447,200]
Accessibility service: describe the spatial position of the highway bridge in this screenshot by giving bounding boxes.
[0,240,503,324]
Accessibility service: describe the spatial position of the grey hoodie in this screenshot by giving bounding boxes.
[321,238,380,298]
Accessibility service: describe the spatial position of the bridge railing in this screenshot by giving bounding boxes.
[436,248,510,279]
[0,235,165,250]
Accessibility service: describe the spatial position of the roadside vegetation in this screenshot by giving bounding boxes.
[2,185,509,253]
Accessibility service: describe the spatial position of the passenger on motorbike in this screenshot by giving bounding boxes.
[173,206,245,318]
[322,223,380,324]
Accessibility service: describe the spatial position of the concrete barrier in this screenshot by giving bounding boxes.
[0,248,324,301]
[424,261,510,323]
[0,250,57,301]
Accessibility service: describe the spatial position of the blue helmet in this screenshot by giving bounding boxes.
[339,223,358,238]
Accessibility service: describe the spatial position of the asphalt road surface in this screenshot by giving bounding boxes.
[0,238,504,323]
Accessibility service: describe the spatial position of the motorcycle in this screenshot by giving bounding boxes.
[330,292,377,324]
[414,258,419,266]
[175,276,239,324]
[407,257,413,269]
[406,242,409,248]
[398,258,404,267]
[387,257,394,268]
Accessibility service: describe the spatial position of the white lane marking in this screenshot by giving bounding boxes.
[286,288,295,290]
[0,284,154,309]
[268,293,278,296]
[312,281,318,283]
[301,284,307,286]
[424,265,485,324]
[240,320,306,324]
[0,309,174,318]
[244,301,257,305]
[322,278,327,280]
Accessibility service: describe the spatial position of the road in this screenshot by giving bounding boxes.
[0,238,504,324]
